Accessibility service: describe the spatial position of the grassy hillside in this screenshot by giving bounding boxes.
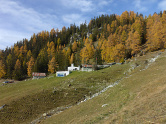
[0,50,166,124]
[0,60,130,124]
[42,51,166,124]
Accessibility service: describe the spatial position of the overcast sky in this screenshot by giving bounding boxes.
[0,0,166,50]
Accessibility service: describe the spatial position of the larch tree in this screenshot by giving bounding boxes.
[14,45,20,59]
[131,31,141,55]
[66,48,71,66]
[50,28,56,39]
[106,24,111,37]
[19,46,24,62]
[129,11,136,24]
[80,36,95,64]
[146,13,163,51]
[57,38,61,46]
[27,57,35,77]
[26,50,32,61]
[120,11,129,26]
[48,57,58,74]
[80,43,95,64]
[0,60,6,78]
[101,39,108,61]
[162,12,166,48]
[47,41,56,60]
[121,30,128,45]
[112,43,125,62]
[70,53,74,64]
[72,41,77,53]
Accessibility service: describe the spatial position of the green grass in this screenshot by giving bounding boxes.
[0,61,130,124]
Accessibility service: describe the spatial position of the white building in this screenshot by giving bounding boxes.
[81,64,93,72]
[56,64,80,77]
[56,71,70,77]
[68,64,80,71]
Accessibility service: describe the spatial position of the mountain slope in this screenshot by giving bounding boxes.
[43,51,166,124]
[0,50,166,124]
[0,58,130,124]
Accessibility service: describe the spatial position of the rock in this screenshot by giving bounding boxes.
[102,104,108,107]
[43,113,47,117]
[0,104,6,110]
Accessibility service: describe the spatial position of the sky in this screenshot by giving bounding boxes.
[0,0,166,50]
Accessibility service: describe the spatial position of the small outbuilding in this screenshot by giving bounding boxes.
[68,64,80,71]
[56,71,70,77]
[32,72,46,79]
[81,64,93,72]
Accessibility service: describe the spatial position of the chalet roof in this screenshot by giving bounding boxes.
[32,72,46,77]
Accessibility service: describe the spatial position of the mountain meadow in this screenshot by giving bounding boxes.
[0,11,166,123]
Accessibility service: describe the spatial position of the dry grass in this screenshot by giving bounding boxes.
[43,51,166,124]
[0,60,130,123]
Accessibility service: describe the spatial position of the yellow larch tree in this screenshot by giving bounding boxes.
[47,41,56,60]
[27,50,32,61]
[70,53,74,64]
[0,60,6,78]
[101,39,108,61]
[72,41,77,53]
[146,14,163,51]
[14,45,19,58]
[48,57,58,74]
[27,57,35,77]
[131,31,141,55]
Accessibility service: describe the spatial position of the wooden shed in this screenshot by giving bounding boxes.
[81,64,93,72]
[32,72,46,79]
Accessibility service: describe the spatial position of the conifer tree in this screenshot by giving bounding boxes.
[14,45,19,59]
[13,59,22,80]
[48,57,58,74]
[47,41,56,60]
[26,50,32,61]
[37,48,48,72]
[131,31,141,55]
[0,60,6,78]
[72,41,77,53]
[6,54,13,79]
[27,57,35,77]
[70,53,74,64]
[32,33,36,47]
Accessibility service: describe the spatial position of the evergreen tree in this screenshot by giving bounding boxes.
[6,54,14,79]
[37,48,48,73]
[13,59,22,80]
[0,60,6,78]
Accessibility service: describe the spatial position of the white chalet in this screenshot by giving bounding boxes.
[68,64,80,71]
